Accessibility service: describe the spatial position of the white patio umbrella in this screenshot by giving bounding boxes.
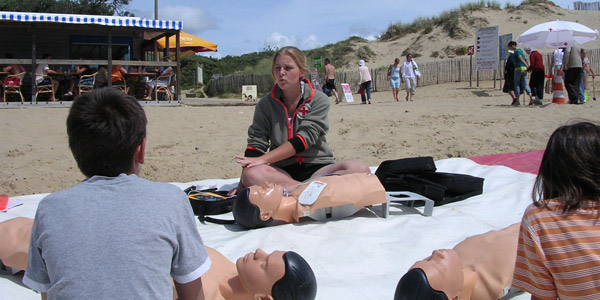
[516,19,598,48]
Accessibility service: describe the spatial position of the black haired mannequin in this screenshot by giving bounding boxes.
[394,268,449,300]
[272,251,317,300]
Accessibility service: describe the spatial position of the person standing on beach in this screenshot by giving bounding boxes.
[526,47,544,105]
[551,47,564,77]
[562,45,583,104]
[401,54,418,101]
[508,41,534,104]
[387,58,402,102]
[503,49,518,105]
[580,49,595,102]
[232,46,369,194]
[323,58,340,104]
[358,59,372,104]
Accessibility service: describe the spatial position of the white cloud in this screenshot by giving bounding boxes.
[349,23,380,41]
[300,35,321,50]
[265,32,298,49]
[263,33,323,51]
[159,5,217,33]
[197,52,222,59]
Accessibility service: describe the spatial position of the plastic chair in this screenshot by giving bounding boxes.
[78,72,98,96]
[35,74,56,101]
[111,74,127,93]
[3,72,27,103]
[153,74,173,101]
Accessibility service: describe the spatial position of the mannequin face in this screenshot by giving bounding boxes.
[248,182,285,220]
[273,54,302,91]
[236,249,286,297]
[409,249,463,300]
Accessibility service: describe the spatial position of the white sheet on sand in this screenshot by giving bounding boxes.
[0,157,534,299]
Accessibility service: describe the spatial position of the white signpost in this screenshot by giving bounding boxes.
[476,26,499,87]
[476,26,499,71]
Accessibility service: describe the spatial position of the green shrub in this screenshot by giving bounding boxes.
[242,58,272,75]
[357,45,376,61]
[518,0,556,6]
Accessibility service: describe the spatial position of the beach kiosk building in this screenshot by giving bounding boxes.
[0,11,186,102]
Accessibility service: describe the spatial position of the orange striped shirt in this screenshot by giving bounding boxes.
[512,199,600,299]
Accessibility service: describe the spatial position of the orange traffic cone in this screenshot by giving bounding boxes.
[552,69,566,104]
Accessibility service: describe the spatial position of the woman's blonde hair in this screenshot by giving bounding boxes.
[271,46,308,78]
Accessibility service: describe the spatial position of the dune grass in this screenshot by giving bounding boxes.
[380,0,555,41]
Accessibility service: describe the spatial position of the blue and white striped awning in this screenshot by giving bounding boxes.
[0,11,182,30]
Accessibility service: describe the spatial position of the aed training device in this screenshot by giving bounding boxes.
[184,186,235,224]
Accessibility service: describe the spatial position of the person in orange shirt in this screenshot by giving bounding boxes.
[512,121,600,299]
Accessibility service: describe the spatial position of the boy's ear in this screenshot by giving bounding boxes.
[136,138,146,164]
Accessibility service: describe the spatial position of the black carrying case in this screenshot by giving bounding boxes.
[375,157,484,206]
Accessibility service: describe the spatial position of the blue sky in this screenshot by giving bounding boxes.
[126,0,574,58]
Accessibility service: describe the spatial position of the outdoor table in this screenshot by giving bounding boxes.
[49,72,80,98]
[124,72,158,99]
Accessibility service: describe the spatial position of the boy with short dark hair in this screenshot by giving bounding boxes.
[24,88,210,300]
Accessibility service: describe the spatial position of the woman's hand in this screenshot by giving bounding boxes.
[235,155,269,168]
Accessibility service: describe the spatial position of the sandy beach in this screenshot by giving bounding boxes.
[1,80,599,197]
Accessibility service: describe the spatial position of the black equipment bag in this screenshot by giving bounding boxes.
[375,157,436,181]
[382,174,447,202]
[374,157,484,206]
[184,186,236,224]
[418,172,484,206]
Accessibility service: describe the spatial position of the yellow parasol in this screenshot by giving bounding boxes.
[156,31,217,53]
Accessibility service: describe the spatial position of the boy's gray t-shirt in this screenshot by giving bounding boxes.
[23,174,211,300]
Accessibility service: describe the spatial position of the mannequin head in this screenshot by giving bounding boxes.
[394,268,449,300]
[233,183,285,229]
[236,250,317,300]
[395,249,463,300]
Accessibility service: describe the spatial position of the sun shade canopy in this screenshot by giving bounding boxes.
[156,31,217,52]
[0,11,182,30]
[517,19,598,48]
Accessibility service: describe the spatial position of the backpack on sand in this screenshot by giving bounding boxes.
[374,157,484,206]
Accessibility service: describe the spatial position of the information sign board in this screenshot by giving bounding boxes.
[476,26,499,70]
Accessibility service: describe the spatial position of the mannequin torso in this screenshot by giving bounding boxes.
[0,217,32,271]
[274,173,386,222]
[396,224,520,300]
[454,223,519,300]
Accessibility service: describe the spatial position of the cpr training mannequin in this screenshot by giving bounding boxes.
[233,172,386,229]
[394,223,520,300]
[0,218,317,300]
